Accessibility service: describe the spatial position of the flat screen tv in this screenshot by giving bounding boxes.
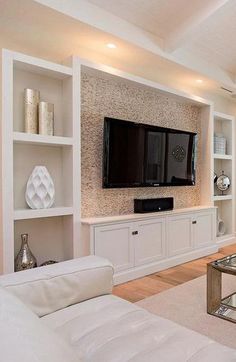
[103,117,197,188]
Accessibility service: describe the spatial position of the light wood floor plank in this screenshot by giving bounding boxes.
[113,243,236,303]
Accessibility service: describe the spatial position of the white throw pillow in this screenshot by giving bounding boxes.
[0,286,78,362]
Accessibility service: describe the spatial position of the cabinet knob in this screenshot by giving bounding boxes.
[192,220,197,224]
[132,231,138,235]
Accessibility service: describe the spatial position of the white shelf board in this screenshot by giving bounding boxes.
[11,50,72,80]
[213,153,232,160]
[213,195,232,201]
[13,132,73,147]
[214,111,235,122]
[14,207,73,220]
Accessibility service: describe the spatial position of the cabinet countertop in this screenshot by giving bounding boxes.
[81,205,216,226]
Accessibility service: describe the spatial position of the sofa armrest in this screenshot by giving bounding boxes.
[0,256,113,317]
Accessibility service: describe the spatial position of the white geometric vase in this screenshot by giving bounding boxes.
[25,166,55,209]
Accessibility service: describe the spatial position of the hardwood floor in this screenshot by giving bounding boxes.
[113,243,236,303]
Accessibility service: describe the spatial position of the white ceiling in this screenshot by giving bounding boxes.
[183,0,236,76]
[85,0,236,83]
[2,0,236,98]
[87,0,219,40]
[34,0,236,92]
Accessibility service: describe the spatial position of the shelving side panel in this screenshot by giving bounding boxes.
[200,105,214,206]
[72,57,81,258]
[2,50,14,274]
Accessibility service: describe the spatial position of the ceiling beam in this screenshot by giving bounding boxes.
[34,0,236,92]
[165,0,231,52]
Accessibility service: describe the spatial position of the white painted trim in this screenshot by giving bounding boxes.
[2,49,14,274]
[216,235,235,247]
[214,111,235,121]
[213,195,232,201]
[14,207,73,220]
[80,59,213,107]
[13,132,73,146]
[113,244,218,285]
[12,49,72,78]
[72,56,81,258]
[213,154,232,160]
[81,206,216,226]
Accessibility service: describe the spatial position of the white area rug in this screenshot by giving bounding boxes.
[136,273,236,349]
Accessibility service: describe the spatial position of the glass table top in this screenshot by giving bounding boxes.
[213,254,236,272]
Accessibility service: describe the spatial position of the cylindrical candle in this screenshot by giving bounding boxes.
[24,88,40,134]
[39,102,54,136]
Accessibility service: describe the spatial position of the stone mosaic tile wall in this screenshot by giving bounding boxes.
[81,71,201,217]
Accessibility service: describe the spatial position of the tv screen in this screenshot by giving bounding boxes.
[103,117,197,188]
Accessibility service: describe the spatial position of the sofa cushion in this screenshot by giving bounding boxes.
[0,286,78,362]
[0,256,113,317]
[42,294,236,362]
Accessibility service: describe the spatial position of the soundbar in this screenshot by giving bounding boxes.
[134,197,174,213]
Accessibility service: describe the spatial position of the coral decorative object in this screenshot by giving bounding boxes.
[25,166,55,209]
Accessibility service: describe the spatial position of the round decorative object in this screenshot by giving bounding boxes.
[214,172,218,184]
[40,260,58,267]
[15,234,37,272]
[216,171,230,193]
[172,145,186,162]
[217,219,226,237]
[25,166,55,209]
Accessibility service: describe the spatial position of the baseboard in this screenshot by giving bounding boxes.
[113,245,218,285]
[216,234,236,247]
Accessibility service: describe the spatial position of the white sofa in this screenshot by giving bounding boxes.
[0,256,235,362]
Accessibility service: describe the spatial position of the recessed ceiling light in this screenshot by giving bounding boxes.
[196,79,203,83]
[106,43,117,49]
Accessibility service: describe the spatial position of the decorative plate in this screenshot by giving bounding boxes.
[172,145,186,162]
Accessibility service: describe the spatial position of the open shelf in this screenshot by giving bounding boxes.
[13,132,73,147]
[14,207,73,220]
[14,215,74,266]
[1,50,80,273]
[213,195,232,201]
[13,65,73,137]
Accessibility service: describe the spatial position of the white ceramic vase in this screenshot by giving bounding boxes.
[25,166,55,209]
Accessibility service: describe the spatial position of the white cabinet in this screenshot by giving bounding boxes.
[167,214,193,257]
[94,218,166,272]
[82,206,217,284]
[134,218,165,266]
[94,223,134,272]
[194,211,215,248]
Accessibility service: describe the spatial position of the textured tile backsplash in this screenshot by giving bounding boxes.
[81,70,201,217]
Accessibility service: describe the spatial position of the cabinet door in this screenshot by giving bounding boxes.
[167,214,193,256]
[194,211,215,248]
[94,223,134,272]
[134,218,165,266]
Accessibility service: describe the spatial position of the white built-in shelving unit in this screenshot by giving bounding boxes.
[213,111,235,245]
[1,49,235,275]
[1,50,81,273]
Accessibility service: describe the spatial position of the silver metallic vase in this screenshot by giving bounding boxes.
[24,88,40,134]
[15,234,37,272]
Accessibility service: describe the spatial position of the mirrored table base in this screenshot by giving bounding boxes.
[213,293,236,323]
